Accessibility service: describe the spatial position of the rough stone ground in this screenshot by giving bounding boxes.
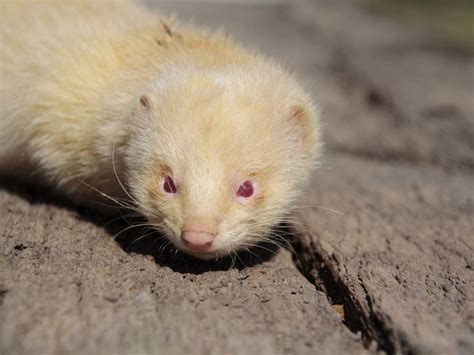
[1,0,473,354]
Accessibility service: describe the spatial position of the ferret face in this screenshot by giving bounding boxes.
[126,66,319,259]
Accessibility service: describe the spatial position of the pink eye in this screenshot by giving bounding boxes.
[163,175,177,194]
[236,180,255,199]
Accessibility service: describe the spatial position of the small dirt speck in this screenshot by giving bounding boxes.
[14,244,27,251]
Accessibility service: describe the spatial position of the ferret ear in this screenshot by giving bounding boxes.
[287,104,315,151]
[139,95,151,110]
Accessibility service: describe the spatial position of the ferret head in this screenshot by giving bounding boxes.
[125,64,320,259]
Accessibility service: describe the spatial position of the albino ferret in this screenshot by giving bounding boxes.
[0,0,321,259]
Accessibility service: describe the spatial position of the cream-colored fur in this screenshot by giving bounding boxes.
[0,0,321,258]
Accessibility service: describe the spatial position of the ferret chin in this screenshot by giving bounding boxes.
[0,0,321,259]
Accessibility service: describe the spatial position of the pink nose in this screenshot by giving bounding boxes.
[181,230,215,252]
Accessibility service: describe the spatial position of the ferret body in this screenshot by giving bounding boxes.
[0,0,321,258]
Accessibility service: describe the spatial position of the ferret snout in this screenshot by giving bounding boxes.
[181,230,215,252]
[181,216,218,252]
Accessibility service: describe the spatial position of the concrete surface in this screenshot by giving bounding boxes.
[1,0,473,354]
